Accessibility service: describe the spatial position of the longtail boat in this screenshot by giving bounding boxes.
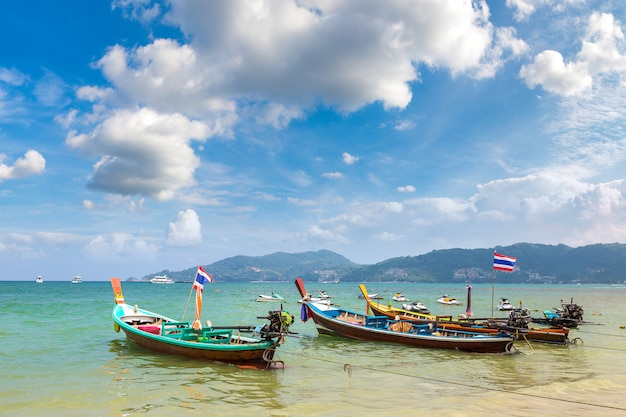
[110,275,294,367]
[360,284,571,345]
[296,278,516,354]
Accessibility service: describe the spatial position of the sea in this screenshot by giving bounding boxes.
[2,280,626,417]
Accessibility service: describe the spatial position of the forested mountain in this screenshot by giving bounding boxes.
[136,243,626,284]
[138,250,359,283]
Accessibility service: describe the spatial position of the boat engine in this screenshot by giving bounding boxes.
[507,308,532,328]
[560,302,584,322]
[257,310,295,339]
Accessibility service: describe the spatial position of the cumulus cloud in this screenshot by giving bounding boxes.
[76,0,525,130]
[0,150,46,181]
[506,0,585,21]
[65,108,209,200]
[342,152,359,165]
[84,232,158,260]
[398,185,416,193]
[166,209,202,247]
[520,12,626,96]
[519,50,592,96]
[302,171,626,259]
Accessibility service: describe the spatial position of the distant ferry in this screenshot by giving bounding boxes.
[72,275,83,284]
[36,275,44,284]
[149,275,174,284]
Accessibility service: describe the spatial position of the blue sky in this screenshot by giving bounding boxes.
[2,0,626,281]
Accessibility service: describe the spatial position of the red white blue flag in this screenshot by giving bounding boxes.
[191,266,213,330]
[493,252,516,272]
[193,265,213,291]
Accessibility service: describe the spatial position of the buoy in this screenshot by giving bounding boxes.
[620,325,625,329]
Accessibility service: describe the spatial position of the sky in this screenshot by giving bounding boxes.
[2,0,626,281]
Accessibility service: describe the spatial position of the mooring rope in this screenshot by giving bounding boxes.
[275,347,626,412]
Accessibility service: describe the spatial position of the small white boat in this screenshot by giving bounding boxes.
[437,295,463,305]
[392,292,409,302]
[71,275,83,284]
[149,275,175,284]
[299,290,332,304]
[402,301,430,314]
[497,298,515,311]
[36,275,44,284]
[358,293,383,300]
[256,293,285,302]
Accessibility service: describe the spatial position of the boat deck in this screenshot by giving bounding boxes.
[120,314,262,345]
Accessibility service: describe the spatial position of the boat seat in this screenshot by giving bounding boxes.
[390,322,413,333]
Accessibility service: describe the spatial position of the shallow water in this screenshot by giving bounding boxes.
[1,281,626,416]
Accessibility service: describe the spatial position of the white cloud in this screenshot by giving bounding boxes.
[323,172,343,179]
[519,50,592,96]
[307,224,349,243]
[397,185,416,193]
[73,0,526,134]
[84,233,158,260]
[0,150,46,181]
[65,108,209,200]
[166,209,202,247]
[342,152,359,165]
[83,200,95,210]
[520,12,626,96]
[0,67,28,86]
[374,231,404,241]
[34,71,67,107]
[506,0,585,21]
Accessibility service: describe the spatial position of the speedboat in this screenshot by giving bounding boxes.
[402,301,430,314]
[318,290,331,299]
[497,298,515,311]
[437,295,462,305]
[71,275,83,284]
[36,275,43,284]
[298,291,331,304]
[256,293,285,302]
[358,293,383,300]
[392,292,409,302]
[149,275,174,284]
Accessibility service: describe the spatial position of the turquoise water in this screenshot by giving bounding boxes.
[2,280,626,416]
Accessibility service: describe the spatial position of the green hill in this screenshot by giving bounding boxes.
[137,243,626,284]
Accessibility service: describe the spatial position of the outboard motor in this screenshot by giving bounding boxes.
[561,302,584,322]
[507,308,532,328]
[257,310,295,339]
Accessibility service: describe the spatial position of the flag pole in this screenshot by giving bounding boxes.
[491,250,495,319]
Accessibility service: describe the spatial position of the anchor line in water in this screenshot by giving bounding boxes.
[277,349,626,412]
[577,329,626,338]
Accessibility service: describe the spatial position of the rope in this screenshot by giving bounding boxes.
[274,348,626,412]
[181,284,194,322]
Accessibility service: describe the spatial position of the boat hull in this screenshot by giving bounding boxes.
[112,303,279,365]
[304,304,513,353]
[366,297,569,344]
[295,279,514,354]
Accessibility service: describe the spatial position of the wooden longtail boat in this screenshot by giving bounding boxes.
[360,285,570,345]
[110,278,293,367]
[295,278,516,353]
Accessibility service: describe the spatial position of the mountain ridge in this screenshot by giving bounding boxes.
[133,243,626,284]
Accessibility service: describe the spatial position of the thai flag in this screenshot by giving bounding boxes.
[193,265,213,290]
[493,252,516,272]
